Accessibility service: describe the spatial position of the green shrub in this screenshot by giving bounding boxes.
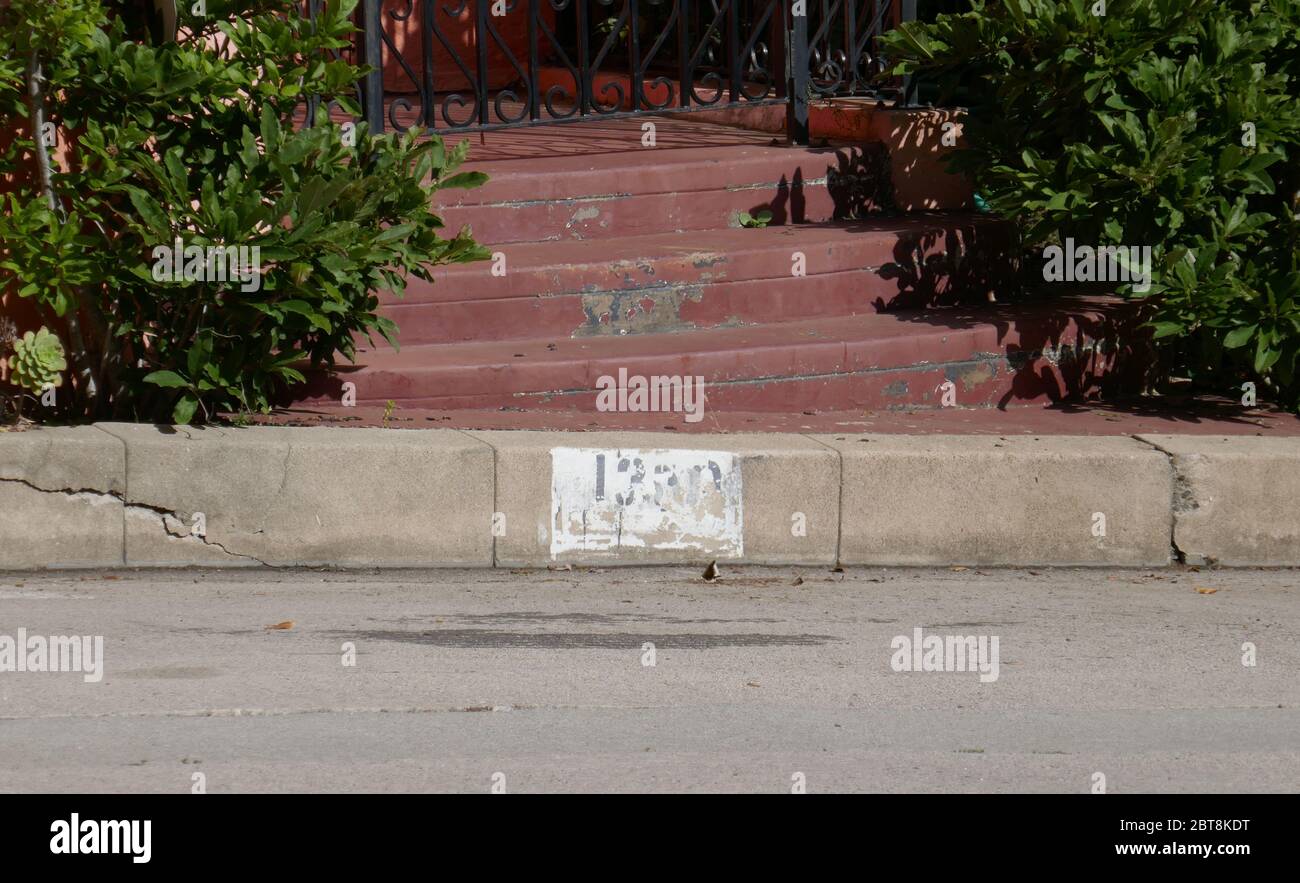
[0,0,488,424]
[881,0,1300,407]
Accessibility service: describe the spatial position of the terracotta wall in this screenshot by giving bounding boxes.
[379,1,556,93]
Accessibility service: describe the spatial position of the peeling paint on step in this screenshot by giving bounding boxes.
[567,206,602,228]
[946,361,998,390]
[577,285,705,336]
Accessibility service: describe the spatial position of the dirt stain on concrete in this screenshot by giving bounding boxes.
[341,629,837,649]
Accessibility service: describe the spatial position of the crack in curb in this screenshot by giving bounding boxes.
[274,442,293,498]
[124,505,270,566]
[0,476,269,566]
[801,434,845,566]
[1130,435,1196,565]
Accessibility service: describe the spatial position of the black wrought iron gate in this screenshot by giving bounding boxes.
[342,0,915,143]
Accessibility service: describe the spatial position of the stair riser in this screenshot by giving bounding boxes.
[295,353,1134,413]
[441,183,854,245]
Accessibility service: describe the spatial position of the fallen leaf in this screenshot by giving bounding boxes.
[702,561,720,582]
[1195,587,1218,595]
[791,577,804,586]
[745,681,760,687]
[266,620,294,630]
[951,566,969,572]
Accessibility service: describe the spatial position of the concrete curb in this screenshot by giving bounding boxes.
[468,430,840,567]
[1,425,1296,569]
[819,434,1172,567]
[1135,435,1300,567]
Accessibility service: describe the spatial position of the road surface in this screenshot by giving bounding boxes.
[1,565,1297,792]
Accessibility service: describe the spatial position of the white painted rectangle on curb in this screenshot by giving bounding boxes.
[550,448,743,558]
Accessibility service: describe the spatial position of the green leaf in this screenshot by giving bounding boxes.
[439,171,489,190]
[163,148,188,197]
[143,370,192,389]
[126,188,170,235]
[278,299,332,331]
[172,394,200,425]
[259,104,281,151]
[374,223,416,242]
[1256,338,1281,373]
[1222,325,1256,349]
[187,334,213,378]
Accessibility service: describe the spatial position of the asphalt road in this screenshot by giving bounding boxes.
[1,565,1297,793]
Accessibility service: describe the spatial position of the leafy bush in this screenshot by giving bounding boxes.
[0,0,488,424]
[881,0,1300,407]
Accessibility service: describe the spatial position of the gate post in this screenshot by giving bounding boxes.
[361,0,385,133]
[787,0,809,145]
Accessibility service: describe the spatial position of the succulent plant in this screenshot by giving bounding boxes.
[10,327,67,393]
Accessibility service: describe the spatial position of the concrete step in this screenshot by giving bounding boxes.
[435,142,891,245]
[385,217,1014,344]
[297,295,1145,413]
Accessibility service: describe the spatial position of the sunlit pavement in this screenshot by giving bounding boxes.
[1,566,1297,793]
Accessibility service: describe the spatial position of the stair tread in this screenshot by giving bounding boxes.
[435,142,861,207]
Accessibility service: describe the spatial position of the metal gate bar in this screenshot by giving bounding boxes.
[343,0,915,142]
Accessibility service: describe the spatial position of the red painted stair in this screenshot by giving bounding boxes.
[386,218,1015,344]
[435,141,891,244]
[297,295,1140,413]
[285,118,1143,418]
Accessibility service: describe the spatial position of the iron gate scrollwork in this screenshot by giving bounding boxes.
[346,0,915,141]
[807,0,904,98]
